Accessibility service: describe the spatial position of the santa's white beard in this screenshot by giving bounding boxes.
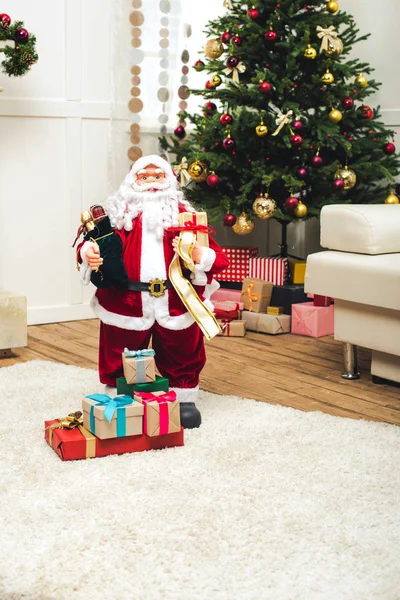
[122,189,178,239]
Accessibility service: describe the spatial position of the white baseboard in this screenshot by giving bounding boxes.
[28,304,95,326]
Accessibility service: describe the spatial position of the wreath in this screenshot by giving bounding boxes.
[0,13,38,77]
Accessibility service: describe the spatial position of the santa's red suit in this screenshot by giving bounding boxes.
[78,155,229,407]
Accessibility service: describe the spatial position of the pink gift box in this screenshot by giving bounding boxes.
[210,288,243,303]
[291,302,334,338]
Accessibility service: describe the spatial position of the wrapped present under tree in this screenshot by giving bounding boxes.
[122,348,156,384]
[83,394,144,440]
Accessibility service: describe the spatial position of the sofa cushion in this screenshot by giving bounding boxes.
[305,250,400,311]
[320,204,400,255]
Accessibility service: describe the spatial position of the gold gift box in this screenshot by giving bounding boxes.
[178,211,209,247]
[243,311,291,335]
[241,278,273,313]
[267,306,285,316]
[288,259,307,284]
[122,353,156,385]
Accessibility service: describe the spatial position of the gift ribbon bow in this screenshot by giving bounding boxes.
[168,221,216,236]
[241,282,271,311]
[316,25,341,53]
[135,391,177,436]
[45,412,96,458]
[86,394,134,437]
[124,348,155,383]
[173,157,192,188]
[223,62,246,84]
[271,107,294,136]
[223,0,233,8]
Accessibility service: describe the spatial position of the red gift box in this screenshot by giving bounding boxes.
[44,419,184,461]
[313,294,334,307]
[291,302,334,338]
[214,247,258,282]
[213,300,243,320]
[248,257,288,286]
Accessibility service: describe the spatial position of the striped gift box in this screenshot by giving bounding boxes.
[248,257,288,286]
[214,247,258,282]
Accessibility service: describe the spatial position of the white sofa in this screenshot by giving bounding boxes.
[305,204,400,384]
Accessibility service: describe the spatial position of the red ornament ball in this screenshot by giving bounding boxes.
[259,81,272,94]
[226,56,239,69]
[220,113,233,126]
[284,197,299,211]
[0,13,11,26]
[297,167,308,179]
[203,102,217,114]
[15,28,29,42]
[194,60,205,72]
[333,179,345,190]
[311,155,324,168]
[205,80,213,89]
[247,8,260,19]
[223,137,236,150]
[292,120,303,131]
[207,174,220,187]
[342,97,354,110]
[220,32,232,43]
[224,213,237,227]
[384,142,396,155]
[290,134,303,146]
[174,126,186,139]
[232,35,242,46]
[264,30,277,42]
[359,105,373,119]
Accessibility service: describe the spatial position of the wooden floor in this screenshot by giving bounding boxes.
[2,319,400,425]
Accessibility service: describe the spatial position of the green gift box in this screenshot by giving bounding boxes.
[116,374,169,397]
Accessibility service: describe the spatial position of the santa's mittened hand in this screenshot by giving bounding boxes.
[86,244,103,269]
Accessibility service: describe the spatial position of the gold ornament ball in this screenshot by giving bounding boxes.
[334,167,357,190]
[321,70,335,84]
[293,201,308,218]
[252,194,276,220]
[188,161,209,182]
[304,44,317,60]
[326,1,339,13]
[232,212,255,235]
[355,74,368,88]
[204,39,224,59]
[324,38,344,58]
[329,109,343,123]
[384,193,399,204]
[256,124,268,137]
[209,74,222,88]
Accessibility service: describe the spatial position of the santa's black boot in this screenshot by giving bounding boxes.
[180,403,202,429]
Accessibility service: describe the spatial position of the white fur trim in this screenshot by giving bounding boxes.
[130,155,175,181]
[190,271,207,286]
[91,296,154,331]
[169,386,199,403]
[79,241,97,286]
[195,246,216,273]
[202,298,215,314]
[203,279,220,300]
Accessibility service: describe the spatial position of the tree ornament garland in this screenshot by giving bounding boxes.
[204,39,224,59]
[232,212,254,235]
[334,166,357,189]
[384,192,399,204]
[252,193,276,219]
[188,160,209,182]
[0,16,38,77]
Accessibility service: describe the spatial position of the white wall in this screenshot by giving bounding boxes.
[0,0,131,325]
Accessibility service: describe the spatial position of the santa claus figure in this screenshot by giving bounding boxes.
[78,155,229,428]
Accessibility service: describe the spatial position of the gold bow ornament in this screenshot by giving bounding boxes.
[45,411,96,458]
[223,63,246,84]
[271,106,294,137]
[316,25,342,54]
[173,157,192,188]
[223,0,233,9]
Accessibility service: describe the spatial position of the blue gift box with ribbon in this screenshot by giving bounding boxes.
[82,393,144,440]
[122,348,156,384]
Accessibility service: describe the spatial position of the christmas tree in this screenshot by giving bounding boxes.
[160,0,400,234]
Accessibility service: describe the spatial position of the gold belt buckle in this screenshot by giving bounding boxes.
[148,278,166,297]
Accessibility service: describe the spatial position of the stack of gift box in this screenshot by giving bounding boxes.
[45,349,184,461]
[213,299,246,337]
[212,248,334,338]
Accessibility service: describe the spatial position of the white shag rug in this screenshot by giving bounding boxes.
[0,361,399,600]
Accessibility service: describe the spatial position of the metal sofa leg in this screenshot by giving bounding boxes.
[341,343,360,380]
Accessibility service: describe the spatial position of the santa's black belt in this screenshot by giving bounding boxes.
[125,278,174,297]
